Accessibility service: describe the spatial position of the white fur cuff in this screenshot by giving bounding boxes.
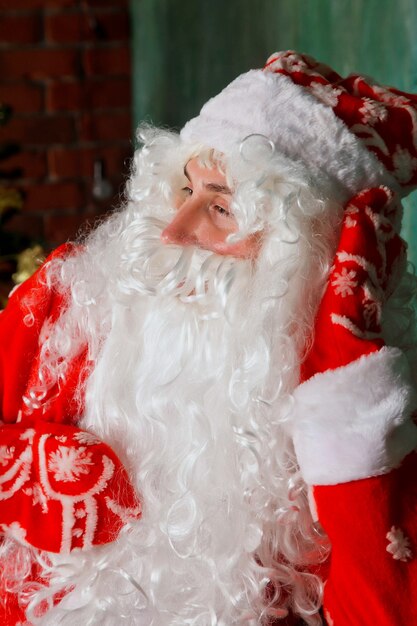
[291,347,417,485]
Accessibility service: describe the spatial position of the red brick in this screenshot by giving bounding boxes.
[0,83,43,113]
[78,111,131,142]
[88,0,129,5]
[90,77,131,108]
[101,146,132,178]
[22,181,84,211]
[48,0,79,4]
[47,147,84,178]
[46,77,131,112]
[90,11,130,41]
[45,13,83,44]
[44,212,92,245]
[0,49,80,80]
[0,14,43,45]
[2,150,47,180]
[45,11,129,44]
[46,82,84,112]
[0,0,76,8]
[83,46,131,77]
[48,144,132,178]
[1,115,76,146]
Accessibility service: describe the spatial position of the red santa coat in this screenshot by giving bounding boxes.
[0,247,141,623]
[0,248,416,625]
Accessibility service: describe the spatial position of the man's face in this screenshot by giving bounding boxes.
[160,158,261,259]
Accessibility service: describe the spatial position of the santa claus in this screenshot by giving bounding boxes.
[0,51,416,625]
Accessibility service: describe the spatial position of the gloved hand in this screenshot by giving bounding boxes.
[0,420,141,554]
[301,186,406,381]
[292,187,416,487]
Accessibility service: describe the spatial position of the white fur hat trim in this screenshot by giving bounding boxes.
[181,70,400,203]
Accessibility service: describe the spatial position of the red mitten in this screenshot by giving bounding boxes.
[291,187,417,487]
[301,186,406,381]
[292,189,417,626]
[0,421,141,554]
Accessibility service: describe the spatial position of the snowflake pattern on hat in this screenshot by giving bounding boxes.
[331,268,358,298]
[359,98,388,125]
[328,187,406,339]
[301,185,407,380]
[309,82,342,107]
[264,50,417,194]
[392,146,417,184]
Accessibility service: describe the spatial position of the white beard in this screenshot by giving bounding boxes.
[24,215,320,625]
[76,234,277,622]
[10,118,340,622]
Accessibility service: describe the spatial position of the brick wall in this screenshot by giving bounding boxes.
[0,0,132,250]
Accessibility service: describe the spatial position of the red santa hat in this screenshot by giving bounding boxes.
[181,50,417,204]
[182,52,417,489]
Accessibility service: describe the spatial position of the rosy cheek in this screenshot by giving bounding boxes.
[213,232,263,259]
[173,194,185,210]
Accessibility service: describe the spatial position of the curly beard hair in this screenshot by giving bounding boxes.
[5,128,353,625]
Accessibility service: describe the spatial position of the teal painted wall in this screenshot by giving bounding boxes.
[130,0,417,262]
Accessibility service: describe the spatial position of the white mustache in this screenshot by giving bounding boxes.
[118,217,251,317]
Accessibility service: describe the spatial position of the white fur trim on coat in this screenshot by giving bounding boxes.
[181,70,401,203]
[291,347,417,485]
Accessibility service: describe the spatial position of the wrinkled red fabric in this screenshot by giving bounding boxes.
[1,244,416,626]
[265,51,417,194]
[0,420,141,554]
[314,451,417,626]
[1,244,83,426]
[301,187,406,380]
[0,246,140,623]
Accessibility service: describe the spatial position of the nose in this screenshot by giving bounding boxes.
[160,200,202,247]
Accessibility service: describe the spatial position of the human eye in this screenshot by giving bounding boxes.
[208,202,236,231]
[212,204,232,218]
[181,186,193,196]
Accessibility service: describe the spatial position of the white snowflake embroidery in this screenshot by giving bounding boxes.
[345,216,357,228]
[266,52,309,73]
[308,81,342,107]
[392,145,417,184]
[73,431,102,446]
[345,204,359,216]
[23,482,49,514]
[344,205,359,228]
[48,446,93,482]
[286,60,308,72]
[19,428,35,443]
[105,497,142,523]
[55,435,68,443]
[363,298,382,329]
[386,526,413,562]
[331,267,358,297]
[1,522,27,544]
[0,445,15,467]
[371,85,410,107]
[359,98,388,125]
